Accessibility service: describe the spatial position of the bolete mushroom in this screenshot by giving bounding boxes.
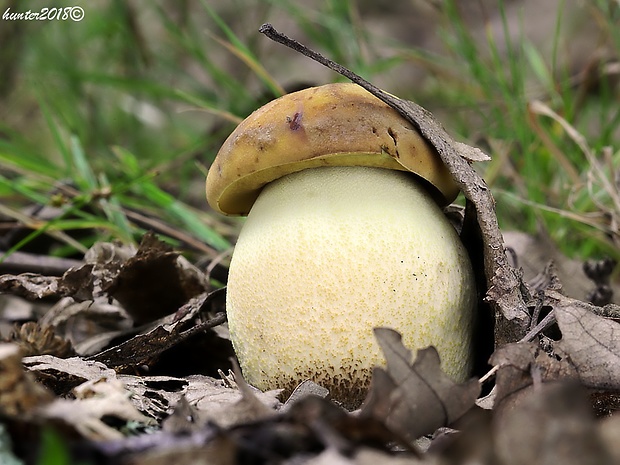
[206,83,476,407]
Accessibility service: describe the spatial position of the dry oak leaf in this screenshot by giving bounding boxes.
[552,291,620,390]
[488,341,577,409]
[0,273,59,300]
[105,232,210,325]
[42,376,155,441]
[87,291,226,372]
[23,354,117,395]
[120,372,281,429]
[361,328,480,441]
[182,371,280,429]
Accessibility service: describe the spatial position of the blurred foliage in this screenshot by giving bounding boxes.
[0,0,618,261]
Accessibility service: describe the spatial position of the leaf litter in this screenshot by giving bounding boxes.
[1,26,620,465]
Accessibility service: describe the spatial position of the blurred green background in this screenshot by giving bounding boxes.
[0,0,618,267]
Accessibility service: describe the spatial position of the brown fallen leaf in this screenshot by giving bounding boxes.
[0,343,53,417]
[77,240,135,301]
[551,290,620,390]
[42,376,156,441]
[105,232,210,324]
[9,321,75,358]
[493,381,614,465]
[45,298,132,356]
[488,341,577,408]
[287,395,417,456]
[440,380,617,465]
[122,375,191,421]
[88,289,226,372]
[0,273,59,300]
[23,353,116,396]
[207,363,278,427]
[431,407,494,464]
[160,396,200,433]
[93,375,280,463]
[111,394,419,464]
[182,365,280,429]
[1,233,212,330]
[281,380,331,412]
[361,328,480,441]
[121,372,281,427]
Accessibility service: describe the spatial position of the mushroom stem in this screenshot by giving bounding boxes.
[226,166,476,406]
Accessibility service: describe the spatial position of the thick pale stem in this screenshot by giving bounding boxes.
[226,166,476,406]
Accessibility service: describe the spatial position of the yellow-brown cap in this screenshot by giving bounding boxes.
[206,83,458,216]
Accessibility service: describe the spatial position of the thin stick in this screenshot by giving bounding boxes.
[479,364,499,384]
[259,24,384,97]
[0,251,82,276]
[518,310,556,343]
[528,291,545,332]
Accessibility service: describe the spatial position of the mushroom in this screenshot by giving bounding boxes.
[206,83,476,407]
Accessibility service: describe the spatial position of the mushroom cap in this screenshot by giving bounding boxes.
[206,83,458,216]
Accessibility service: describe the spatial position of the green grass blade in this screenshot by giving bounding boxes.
[69,135,98,191]
[135,181,230,250]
